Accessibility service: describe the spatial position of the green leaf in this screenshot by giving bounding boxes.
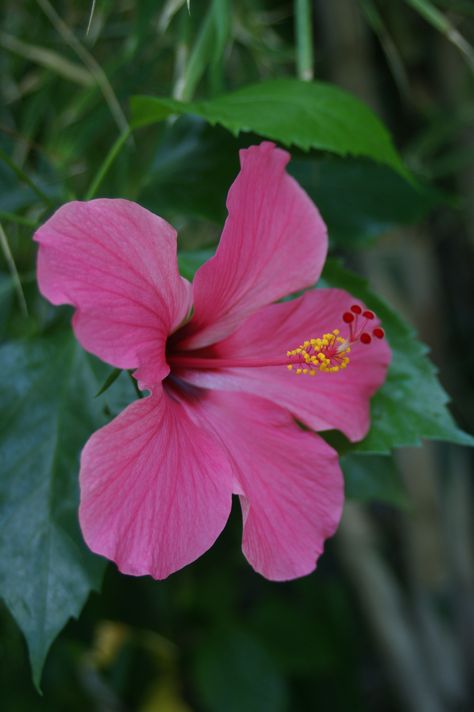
[193,628,288,712]
[321,260,474,452]
[131,79,407,176]
[290,155,440,247]
[341,454,407,506]
[0,332,107,688]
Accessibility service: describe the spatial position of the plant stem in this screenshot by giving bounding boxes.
[85,128,131,200]
[179,6,215,101]
[295,0,314,81]
[403,0,474,72]
[0,221,28,316]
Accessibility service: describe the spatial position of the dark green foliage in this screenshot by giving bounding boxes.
[290,156,441,247]
[131,79,407,176]
[0,334,106,687]
[193,628,289,712]
[342,454,407,506]
[1,0,472,707]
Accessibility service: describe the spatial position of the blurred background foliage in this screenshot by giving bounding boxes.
[1,1,473,710]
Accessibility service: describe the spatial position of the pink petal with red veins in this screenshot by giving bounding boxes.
[177,288,391,442]
[179,142,327,350]
[79,387,233,579]
[35,199,192,387]
[183,389,343,581]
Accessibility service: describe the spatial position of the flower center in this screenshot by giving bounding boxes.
[286,305,385,376]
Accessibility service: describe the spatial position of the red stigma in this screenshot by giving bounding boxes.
[338,304,383,352]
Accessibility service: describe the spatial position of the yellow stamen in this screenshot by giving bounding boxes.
[287,326,351,376]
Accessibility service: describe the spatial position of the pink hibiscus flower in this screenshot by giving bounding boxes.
[34,142,390,581]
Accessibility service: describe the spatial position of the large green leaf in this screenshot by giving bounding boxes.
[321,260,474,452]
[0,332,107,688]
[131,79,407,176]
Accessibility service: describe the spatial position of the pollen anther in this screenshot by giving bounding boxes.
[286,303,384,376]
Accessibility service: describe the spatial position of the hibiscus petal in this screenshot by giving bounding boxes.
[79,387,233,579]
[179,142,327,350]
[176,288,391,442]
[184,389,343,581]
[35,199,192,386]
